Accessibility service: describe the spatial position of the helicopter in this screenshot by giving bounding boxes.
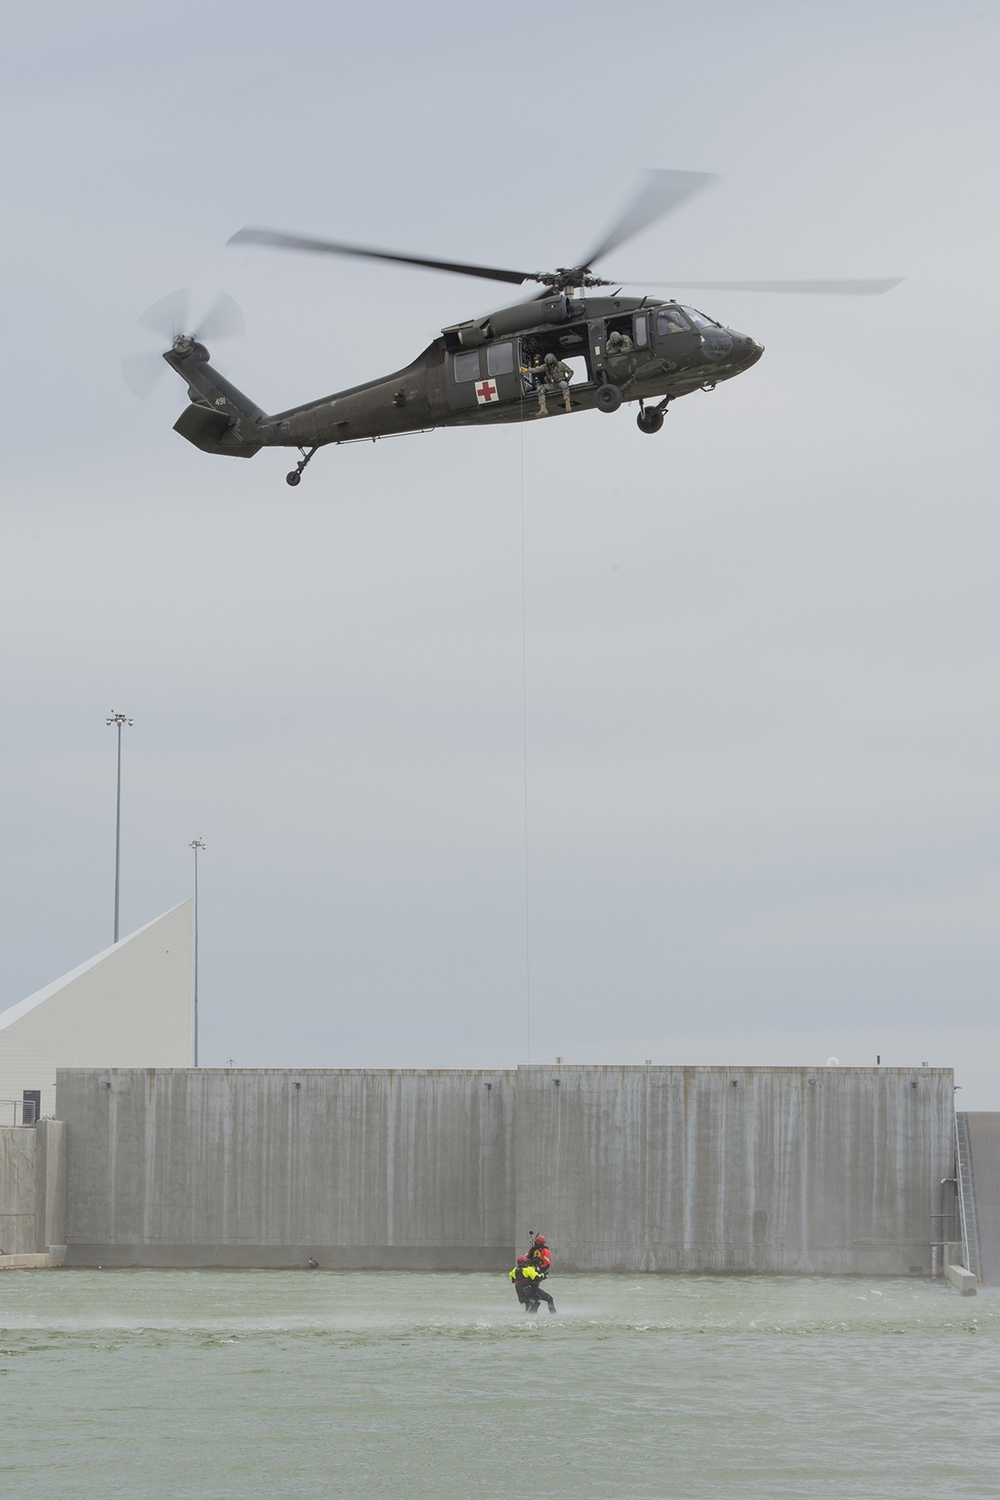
[127,170,901,487]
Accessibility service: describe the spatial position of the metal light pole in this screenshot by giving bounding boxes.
[190,838,206,1066]
[106,711,133,943]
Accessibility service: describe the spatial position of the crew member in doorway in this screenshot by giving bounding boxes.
[607,329,634,356]
[523,352,573,416]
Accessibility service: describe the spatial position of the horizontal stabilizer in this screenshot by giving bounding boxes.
[173,404,262,458]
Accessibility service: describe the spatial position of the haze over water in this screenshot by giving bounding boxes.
[2,1271,997,1497]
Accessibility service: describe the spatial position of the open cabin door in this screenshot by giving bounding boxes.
[518,323,592,402]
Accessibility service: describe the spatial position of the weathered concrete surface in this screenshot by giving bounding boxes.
[517,1065,955,1275]
[0,1119,65,1258]
[0,1246,66,1271]
[35,1119,66,1252]
[960,1112,1000,1285]
[945,1262,977,1295]
[0,1127,37,1255]
[56,1065,954,1274]
[59,1069,516,1269]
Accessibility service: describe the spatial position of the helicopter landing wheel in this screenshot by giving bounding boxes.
[286,445,317,487]
[637,408,664,435]
[595,383,623,414]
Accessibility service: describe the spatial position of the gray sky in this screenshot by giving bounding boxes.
[3,1,999,1103]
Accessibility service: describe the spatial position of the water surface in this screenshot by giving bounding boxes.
[2,1270,996,1498]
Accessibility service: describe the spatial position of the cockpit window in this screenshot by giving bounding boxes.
[680,306,719,329]
[656,307,689,335]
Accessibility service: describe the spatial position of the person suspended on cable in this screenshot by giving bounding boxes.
[527,1232,551,1273]
[509,1255,533,1307]
[509,1256,556,1314]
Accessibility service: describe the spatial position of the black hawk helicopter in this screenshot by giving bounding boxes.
[126,170,901,486]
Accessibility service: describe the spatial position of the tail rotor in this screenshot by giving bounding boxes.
[123,290,244,399]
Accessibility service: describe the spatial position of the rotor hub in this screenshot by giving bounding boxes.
[536,267,612,292]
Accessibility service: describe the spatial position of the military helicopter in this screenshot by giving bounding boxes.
[126,170,901,486]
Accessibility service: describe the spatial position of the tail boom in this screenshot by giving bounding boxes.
[165,339,267,458]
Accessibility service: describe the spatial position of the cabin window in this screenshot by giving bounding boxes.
[487,341,514,377]
[453,350,482,382]
[656,308,689,335]
[634,314,649,348]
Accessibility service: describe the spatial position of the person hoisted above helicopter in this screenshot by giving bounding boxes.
[523,351,573,416]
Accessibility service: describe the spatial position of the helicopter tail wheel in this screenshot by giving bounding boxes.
[286,445,317,486]
[595,383,623,414]
[637,408,664,435]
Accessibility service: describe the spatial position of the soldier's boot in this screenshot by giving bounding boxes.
[536,396,548,417]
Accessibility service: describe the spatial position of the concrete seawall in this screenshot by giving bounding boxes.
[0,1119,66,1265]
[59,1068,516,1269]
[517,1065,955,1274]
[55,1065,954,1273]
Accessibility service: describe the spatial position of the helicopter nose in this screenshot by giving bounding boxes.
[730,330,764,367]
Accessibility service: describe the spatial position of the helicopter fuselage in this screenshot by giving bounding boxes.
[165,293,762,474]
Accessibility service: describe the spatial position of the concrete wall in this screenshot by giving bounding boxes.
[0,1120,66,1258]
[0,1127,37,1255]
[517,1065,955,1275]
[55,1064,954,1274]
[36,1118,67,1253]
[58,1068,516,1268]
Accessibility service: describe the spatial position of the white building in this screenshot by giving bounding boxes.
[0,901,192,1121]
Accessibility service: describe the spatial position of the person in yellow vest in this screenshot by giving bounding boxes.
[509,1255,556,1313]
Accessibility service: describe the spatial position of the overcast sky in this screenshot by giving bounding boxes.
[2,1,998,1104]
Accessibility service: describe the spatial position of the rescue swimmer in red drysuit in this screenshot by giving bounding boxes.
[526,1233,551,1273]
[509,1255,556,1314]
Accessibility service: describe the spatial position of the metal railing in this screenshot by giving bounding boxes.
[0,1098,38,1126]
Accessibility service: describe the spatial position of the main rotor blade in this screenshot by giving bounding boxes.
[632,277,905,295]
[580,168,717,269]
[229,227,535,286]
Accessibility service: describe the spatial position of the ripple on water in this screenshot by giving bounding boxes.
[2,1271,998,1499]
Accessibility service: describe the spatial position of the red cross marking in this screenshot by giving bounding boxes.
[476,379,498,403]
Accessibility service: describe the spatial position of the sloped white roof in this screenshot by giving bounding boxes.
[0,902,193,1115]
[0,904,187,1031]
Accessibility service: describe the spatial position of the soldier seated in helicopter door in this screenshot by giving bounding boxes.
[520,336,578,417]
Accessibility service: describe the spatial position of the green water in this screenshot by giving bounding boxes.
[2,1270,997,1498]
